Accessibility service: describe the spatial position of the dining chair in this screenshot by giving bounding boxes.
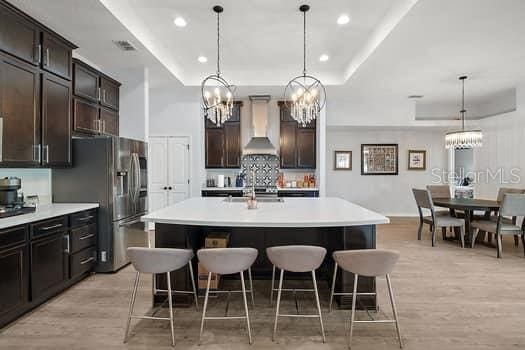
[412,188,466,247]
[427,185,464,238]
[471,193,525,258]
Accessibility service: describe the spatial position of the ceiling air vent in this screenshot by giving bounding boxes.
[113,40,137,51]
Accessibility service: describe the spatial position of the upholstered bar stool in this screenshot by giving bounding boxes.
[267,245,327,343]
[197,247,258,345]
[329,249,403,349]
[124,247,198,347]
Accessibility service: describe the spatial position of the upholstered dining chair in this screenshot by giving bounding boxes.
[471,193,525,258]
[412,188,466,247]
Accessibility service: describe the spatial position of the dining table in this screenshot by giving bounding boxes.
[432,197,500,245]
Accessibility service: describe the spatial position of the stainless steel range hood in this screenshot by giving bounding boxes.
[243,95,278,156]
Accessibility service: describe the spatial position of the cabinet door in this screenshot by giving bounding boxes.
[0,5,40,65]
[42,73,71,167]
[0,244,28,326]
[100,77,119,110]
[296,128,316,168]
[42,32,72,80]
[279,103,296,122]
[0,53,40,166]
[205,128,225,168]
[100,107,119,136]
[148,137,169,213]
[224,122,240,168]
[30,232,67,300]
[279,122,297,168]
[168,137,190,203]
[73,97,99,135]
[73,62,99,102]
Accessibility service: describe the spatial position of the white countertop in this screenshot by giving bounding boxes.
[0,203,99,229]
[142,197,388,228]
[202,187,319,191]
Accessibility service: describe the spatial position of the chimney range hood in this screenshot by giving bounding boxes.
[243,95,278,156]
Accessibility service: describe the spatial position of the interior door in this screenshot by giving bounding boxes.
[168,137,190,204]
[148,137,169,213]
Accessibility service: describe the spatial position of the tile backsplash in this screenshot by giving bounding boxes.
[0,169,52,204]
[241,154,279,187]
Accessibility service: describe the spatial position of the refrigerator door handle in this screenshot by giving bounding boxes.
[128,154,136,202]
[134,153,141,199]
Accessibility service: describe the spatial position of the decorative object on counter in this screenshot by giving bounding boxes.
[334,151,352,170]
[407,150,426,170]
[241,154,279,187]
[283,4,326,127]
[445,76,482,149]
[201,5,236,126]
[206,178,217,187]
[361,144,398,175]
[217,174,225,188]
[25,195,39,208]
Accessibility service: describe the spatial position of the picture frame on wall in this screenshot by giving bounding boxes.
[408,150,427,170]
[361,144,398,175]
[334,151,352,170]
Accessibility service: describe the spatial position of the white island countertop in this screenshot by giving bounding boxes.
[142,197,389,228]
[0,203,99,229]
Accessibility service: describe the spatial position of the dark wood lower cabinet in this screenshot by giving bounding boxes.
[0,243,28,325]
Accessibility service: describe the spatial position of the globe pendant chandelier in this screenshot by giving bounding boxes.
[283,4,326,127]
[201,5,235,127]
[445,76,483,149]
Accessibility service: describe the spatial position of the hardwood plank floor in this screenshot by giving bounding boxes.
[1,217,524,349]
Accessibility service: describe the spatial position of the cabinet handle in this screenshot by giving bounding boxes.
[44,48,50,67]
[34,44,41,64]
[97,87,101,101]
[43,145,49,164]
[64,235,70,254]
[77,215,94,222]
[80,256,95,265]
[41,223,63,231]
[102,89,106,103]
[79,233,95,241]
[33,144,41,163]
[102,120,106,134]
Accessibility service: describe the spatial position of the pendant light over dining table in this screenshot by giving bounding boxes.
[283,4,326,127]
[201,5,235,127]
[445,76,483,149]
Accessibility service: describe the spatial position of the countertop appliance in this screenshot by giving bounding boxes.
[52,136,149,272]
[0,177,36,218]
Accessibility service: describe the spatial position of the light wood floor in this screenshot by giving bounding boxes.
[1,217,525,349]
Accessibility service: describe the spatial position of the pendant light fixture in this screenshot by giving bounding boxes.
[201,5,235,126]
[445,76,482,149]
[283,4,326,127]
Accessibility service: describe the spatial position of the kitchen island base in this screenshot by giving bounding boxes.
[153,223,377,309]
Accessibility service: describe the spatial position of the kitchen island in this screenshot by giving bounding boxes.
[141,197,389,308]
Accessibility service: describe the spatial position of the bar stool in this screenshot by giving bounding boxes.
[267,245,327,343]
[197,247,258,345]
[329,249,403,349]
[124,247,198,347]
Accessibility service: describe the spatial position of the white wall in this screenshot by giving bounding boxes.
[0,169,52,204]
[325,128,447,216]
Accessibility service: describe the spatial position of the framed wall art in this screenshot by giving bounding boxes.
[408,150,427,170]
[361,144,398,175]
[334,151,352,170]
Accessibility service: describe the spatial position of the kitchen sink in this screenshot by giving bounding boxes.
[223,197,284,203]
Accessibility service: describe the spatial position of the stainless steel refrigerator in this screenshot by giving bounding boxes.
[52,136,148,272]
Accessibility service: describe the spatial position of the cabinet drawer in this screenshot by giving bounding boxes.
[70,247,96,279]
[70,224,96,254]
[0,226,27,249]
[30,216,67,239]
[70,209,97,228]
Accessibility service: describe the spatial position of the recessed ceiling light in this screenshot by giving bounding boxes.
[319,54,329,62]
[198,56,208,63]
[173,17,187,27]
[337,14,350,25]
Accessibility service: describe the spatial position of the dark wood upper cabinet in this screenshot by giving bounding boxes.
[41,32,72,80]
[205,128,225,168]
[224,122,241,168]
[296,128,316,168]
[73,62,99,102]
[100,77,119,110]
[0,4,39,65]
[0,53,40,166]
[279,122,297,168]
[100,107,119,136]
[279,103,296,122]
[42,73,71,167]
[73,97,99,135]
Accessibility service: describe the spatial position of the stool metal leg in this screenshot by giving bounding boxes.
[272,268,284,341]
[199,272,212,345]
[240,271,253,344]
[123,271,140,343]
[166,272,175,347]
[348,273,358,349]
[386,274,404,348]
[329,262,338,313]
[188,261,199,310]
[312,270,326,343]
[270,264,276,305]
[248,267,255,307]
